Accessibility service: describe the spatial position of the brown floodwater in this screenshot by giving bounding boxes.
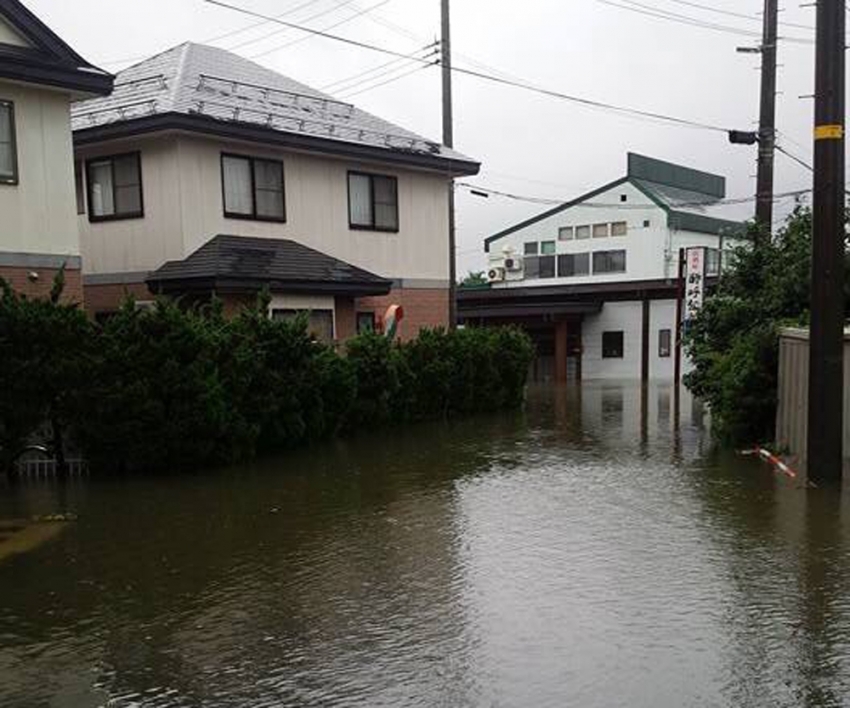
[1,383,850,708]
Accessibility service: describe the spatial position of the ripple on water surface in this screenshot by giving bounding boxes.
[1,383,850,707]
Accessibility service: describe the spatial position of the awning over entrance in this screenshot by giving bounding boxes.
[147,234,393,298]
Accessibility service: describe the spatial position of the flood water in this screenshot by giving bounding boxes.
[2,383,850,707]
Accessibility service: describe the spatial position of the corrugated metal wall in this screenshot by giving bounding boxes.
[776,328,850,469]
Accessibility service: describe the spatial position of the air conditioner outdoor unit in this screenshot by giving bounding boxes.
[487,267,506,283]
[504,256,523,272]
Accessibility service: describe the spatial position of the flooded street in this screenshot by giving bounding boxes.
[2,383,850,707]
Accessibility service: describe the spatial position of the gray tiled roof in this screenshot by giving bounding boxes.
[71,42,472,164]
[147,234,393,296]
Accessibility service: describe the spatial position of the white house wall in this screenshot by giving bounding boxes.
[0,81,78,257]
[77,134,450,283]
[582,301,644,380]
[490,181,668,286]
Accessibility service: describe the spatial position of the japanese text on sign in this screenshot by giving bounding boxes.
[684,247,705,324]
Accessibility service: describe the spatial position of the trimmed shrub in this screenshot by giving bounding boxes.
[0,287,534,474]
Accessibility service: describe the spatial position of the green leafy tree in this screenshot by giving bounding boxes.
[0,272,93,474]
[460,271,488,288]
[685,208,850,444]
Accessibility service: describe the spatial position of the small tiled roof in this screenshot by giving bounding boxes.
[0,0,113,96]
[72,42,478,175]
[147,234,393,297]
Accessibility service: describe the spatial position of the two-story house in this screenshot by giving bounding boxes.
[0,0,112,302]
[71,42,479,340]
[458,154,748,382]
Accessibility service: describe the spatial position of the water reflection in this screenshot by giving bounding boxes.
[0,384,849,707]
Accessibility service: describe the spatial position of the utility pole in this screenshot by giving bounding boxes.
[807,0,845,485]
[755,0,778,232]
[441,0,457,330]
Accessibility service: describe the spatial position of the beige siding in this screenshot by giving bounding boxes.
[0,81,78,257]
[0,16,29,47]
[77,136,185,274]
[78,133,451,282]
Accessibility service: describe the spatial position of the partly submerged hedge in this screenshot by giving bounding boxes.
[0,286,534,474]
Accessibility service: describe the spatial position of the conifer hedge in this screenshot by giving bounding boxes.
[0,285,534,474]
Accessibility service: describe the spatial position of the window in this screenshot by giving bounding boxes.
[611,221,628,237]
[643,219,651,228]
[222,154,285,221]
[0,100,17,184]
[705,248,721,276]
[539,255,556,278]
[593,223,609,239]
[541,240,556,255]
[558,253,590,277]
[575,225,591,240]
[524,242,539,256]
[524,255,539,278]
[659,329,672,358]
[620,194,628,202]
[602,331,624,359]
[558,226,573,241]
[86,152,143,221]
[272,309,334,343]
[74,161,85,215]
[348,172,398,231]
[593,250,627,274]
[357,311,376,334]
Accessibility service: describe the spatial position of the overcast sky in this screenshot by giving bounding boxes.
[29,0,821,274]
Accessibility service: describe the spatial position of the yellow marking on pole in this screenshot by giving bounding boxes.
[814,124,844,140]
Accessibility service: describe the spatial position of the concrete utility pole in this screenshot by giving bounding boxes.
[441,0,457,330]
[807,0,845,485]
[755,0,778,231]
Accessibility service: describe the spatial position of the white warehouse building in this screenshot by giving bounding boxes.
[458,153,749,382]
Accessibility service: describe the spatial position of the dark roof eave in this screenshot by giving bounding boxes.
[146,274,393,298]
[73,112,480,176]
[0,55,113,95]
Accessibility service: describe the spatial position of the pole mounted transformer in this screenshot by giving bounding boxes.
[807,0,846,485]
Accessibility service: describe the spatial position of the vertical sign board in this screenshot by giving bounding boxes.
[684,247,706,332]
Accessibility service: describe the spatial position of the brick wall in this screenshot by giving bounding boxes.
[0,265,83,305]
[356,287,449,341]
[83,281,153,317]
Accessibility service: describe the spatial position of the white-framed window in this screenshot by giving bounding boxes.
[0,100,18,185]
[86,152,143,221]
[524,242,539,255]
[348,172,399,231]
[558,226,574,241]
[541,240,556,255]
[575,225,591,240]
[593,223,609,239]
[222,154,285,221]
[611,221,628,237]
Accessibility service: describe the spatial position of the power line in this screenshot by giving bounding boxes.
[331,48,438,94]
[659,0,814,31]
[320,44,436,91]
[457,181,810,207]
[227,0,362,52]
[248,0,394,59]
[598,0,814,45]
[339,61,438,98]
[99,0,329,67]
[203,0,736,132]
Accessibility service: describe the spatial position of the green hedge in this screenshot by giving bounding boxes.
[0,286,534,474]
